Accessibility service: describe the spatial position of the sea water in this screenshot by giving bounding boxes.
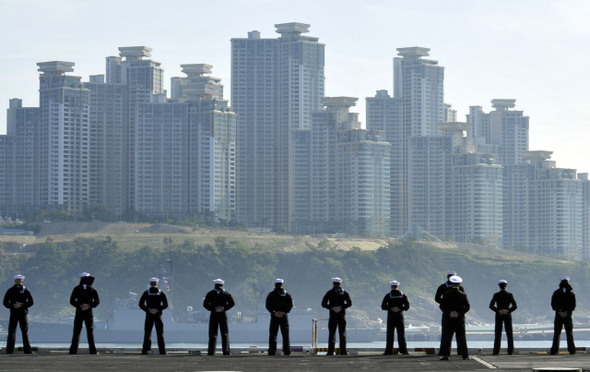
[28,340,561,350]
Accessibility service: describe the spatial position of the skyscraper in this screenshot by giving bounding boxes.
[409,122,503,246]
[522,151,584,259]
[231,23,324,230]
[292,97,390,235]
[37,61,90,214]
[469,100,531,249]
[182,64,236,222]
[367,47,445,235]
[467,99,529,165]
[84,75,127,217]
[1,99,40,212]
[133,64,236,220]
[106,47,164,213]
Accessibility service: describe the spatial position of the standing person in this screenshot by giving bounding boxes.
[439,275,470,361]
[69,272,100,355]
[550,276,576,355]
[435,270,464,355]
[321,277,352,356]
[138,277,168,355]
[203,278,235,355]
[3,274,33,354]
[266,278,293,356]
[489,279,517,355]
[381,280,409,355]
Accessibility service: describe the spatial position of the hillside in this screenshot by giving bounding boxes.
[1,222,390,253]
[0,222,588,329]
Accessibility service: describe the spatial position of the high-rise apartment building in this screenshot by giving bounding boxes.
[134,64,236,220]
[231,23,324,230]
[367,47,445,235]
[181,64,236,221]
[467,99,529,165]
[135,100,189,217]
[291,97,390,235]
[84,75,127,216]
[468,100,531,249]
[105,47,164,213]
[1,99,40,212]
[409,122,503,246]
[579,173,590,261]
[514,151,584,259]
[37,62,90,214]
[2,47,234,223]
[444,103,457,123]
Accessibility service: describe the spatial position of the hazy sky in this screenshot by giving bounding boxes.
[2,0,589,172]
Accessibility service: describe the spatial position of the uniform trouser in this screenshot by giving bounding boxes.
[208,312,230,355]
[142,313,166,354]
[550,313,576,354]
[440,316,468,358]
[384,313,407,354]
[69,310,96,354]
[438,313,448,354]
[268,314,290,355]
[327,313,347,355]
[6,313,31,353]
[493,313,514,354]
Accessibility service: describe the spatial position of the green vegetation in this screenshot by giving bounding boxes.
[1,231,589,328]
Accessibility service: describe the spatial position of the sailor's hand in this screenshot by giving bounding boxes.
[13,302,21,309]
[81,304,90,311]
[558,311,567,318]
[450,311,459,318]
[392,307,400,313]
[215,306,224,313]
[499,309,508,315]
[150,309,158,315]
[332,306,341,313]
[275,311,284,318]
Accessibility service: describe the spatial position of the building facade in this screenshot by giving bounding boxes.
[367,47,445,235]
[37,62,90,214]
[467,99,529,166]
[291,97,390,236]
[105,47,165,213]
[231,23,325,230]
[1,99,40,213]
[409,122,503,246]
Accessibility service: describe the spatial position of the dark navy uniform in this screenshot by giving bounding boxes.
[139,284,169,355]
[266,285,293,355]
[440,285,470,359]
[3,281,34,354]
[435,278,465,354]
[321,283,352,355]
[69,274,100,354]
[381,288,409,355]
[203,284,235,355]
[489,284,517,355]
[550,279,576,355]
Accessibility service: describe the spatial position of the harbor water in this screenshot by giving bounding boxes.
[23,340,568,350]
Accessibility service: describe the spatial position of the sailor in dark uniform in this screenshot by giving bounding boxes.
[321,277,352,356]
[550,276,576,355]
[139,277,168,355]
[439,275,470,361]
[435,270,465,354]
[489,279,517,355]
[69,272,100,354]
[381,280,409,355]
[3,274,34,354]
[266,278,293,356]
[203,278,235,355]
